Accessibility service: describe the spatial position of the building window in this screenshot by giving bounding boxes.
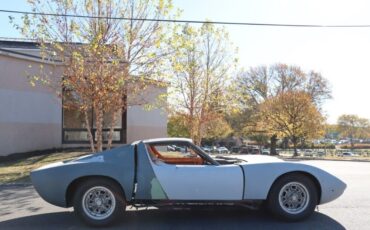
[62,91,126,144]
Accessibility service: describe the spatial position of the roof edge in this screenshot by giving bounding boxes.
[142,137,193,144]
[0,48,63,65]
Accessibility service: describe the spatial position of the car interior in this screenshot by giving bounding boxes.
[145,142,244,165]
[146,144,204,165]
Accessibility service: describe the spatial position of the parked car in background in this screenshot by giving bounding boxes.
[214,146,230,154]
[316,151,325,157]
[342,152,355,157]
[262,149,270,155]
[303,150,314,157]
[201,146,212,153]
[240,146,260,154]
[168,145,185,152]
[231,146,240,153]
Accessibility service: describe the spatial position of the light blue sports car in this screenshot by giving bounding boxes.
[31,138,346,226]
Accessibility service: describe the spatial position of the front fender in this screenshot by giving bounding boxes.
[241,162,346,204]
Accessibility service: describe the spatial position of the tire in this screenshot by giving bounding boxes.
[73,178,126,227]
[267,173,318,221]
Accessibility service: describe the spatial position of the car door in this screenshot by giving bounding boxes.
[146,142,244,201]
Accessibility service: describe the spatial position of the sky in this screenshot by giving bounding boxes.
[1,0,370,123]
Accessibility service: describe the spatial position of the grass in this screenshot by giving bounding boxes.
[0,151,90,184]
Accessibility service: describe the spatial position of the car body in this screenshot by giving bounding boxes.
[231,146,240,153]
[214,146,230,154]
[303,150,314,157]
[31,138,346,226]
[316,151,326,157]
[342,152,355,157]
[262,149,270,155]
[201,146,212,153]
[239,146,260,154]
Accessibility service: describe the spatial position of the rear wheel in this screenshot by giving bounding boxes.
[267,174,318,221]
[73,178,126,226]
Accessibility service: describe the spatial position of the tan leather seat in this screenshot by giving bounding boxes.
[148,145,203,165]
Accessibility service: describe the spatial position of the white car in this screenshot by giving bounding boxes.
[215,146,230,154]
[303,150,314,157]
[201,146,212,153]
[31,138,346,226]
[342,152,355,157]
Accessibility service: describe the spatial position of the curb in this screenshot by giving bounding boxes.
[280,157,370,163]
[0,183,32,187]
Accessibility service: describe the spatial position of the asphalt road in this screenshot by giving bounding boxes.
[1,160,369,230]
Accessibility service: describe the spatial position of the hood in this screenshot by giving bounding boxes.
[225,154,284,164]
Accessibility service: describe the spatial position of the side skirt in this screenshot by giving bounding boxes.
[129,199,265,210]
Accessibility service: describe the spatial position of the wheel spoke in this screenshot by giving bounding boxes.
[82,186,116,220]
[278,181,310,214]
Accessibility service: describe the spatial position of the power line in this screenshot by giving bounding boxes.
[2,9,370,28]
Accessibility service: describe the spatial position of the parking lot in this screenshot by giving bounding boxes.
[1,160,370,229]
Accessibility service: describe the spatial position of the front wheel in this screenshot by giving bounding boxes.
[267,174,318,221]
[73,178,126,226]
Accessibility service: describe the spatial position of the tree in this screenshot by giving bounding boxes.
[236,63,331,154]
[241,119,271,147]
[167,112,232,142]
[324,124,340,139]
[168,113,190,137]
[337,114,370,148]
[259,91,325,156]
[14,0,174,152]
[237,64,331,107]
[169,23,237,145]
[202,115,233,141]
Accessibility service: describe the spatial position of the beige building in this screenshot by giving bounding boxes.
[0,39,167,157]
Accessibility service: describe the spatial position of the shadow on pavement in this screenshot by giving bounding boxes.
[0,185,39,217]
[0,207,345,230]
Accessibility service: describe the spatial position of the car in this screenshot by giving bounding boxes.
[316,151,325,157]
[31,138,346,226]
[342,152,355,157]
[262,149,270,155]
[214,146,230,154]
[239,146,260,154]
[303,150,314,157]
[201,146,212,153]
[231,146,240,153]
[169,145,185,152]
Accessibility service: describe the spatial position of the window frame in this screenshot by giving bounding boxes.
[61,89,127,144]
[145,141,220,166]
